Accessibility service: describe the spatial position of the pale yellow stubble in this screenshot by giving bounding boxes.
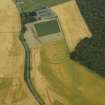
[52,0,92,51]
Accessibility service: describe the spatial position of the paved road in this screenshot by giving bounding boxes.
[19,29,46,105]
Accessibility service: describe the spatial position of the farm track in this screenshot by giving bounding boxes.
[16,0,46,104]
[19,31,46,105]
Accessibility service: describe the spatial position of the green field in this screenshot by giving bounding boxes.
[39,39,105,105]
[35,19,60,37]
[20,0,69,12]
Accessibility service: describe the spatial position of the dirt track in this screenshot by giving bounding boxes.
[52,0,92,51]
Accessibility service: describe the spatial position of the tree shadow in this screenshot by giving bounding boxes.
[70,0,105,77]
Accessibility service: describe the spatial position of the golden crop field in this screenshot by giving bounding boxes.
[35,39,105,105]
[30,1,105,105]
[0,0,37,105]
[52,0,92,51]
[1,0,105,105]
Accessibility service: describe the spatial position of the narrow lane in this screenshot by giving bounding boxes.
[19,29,46,105]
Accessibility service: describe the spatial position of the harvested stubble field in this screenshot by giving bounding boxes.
[0,0,37,105]
[51,0,92,51]
[30,1,105,105]
[1,0,105,105]
[38,39,105,105]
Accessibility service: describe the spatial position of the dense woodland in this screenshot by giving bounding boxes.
[71,0,105,77]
